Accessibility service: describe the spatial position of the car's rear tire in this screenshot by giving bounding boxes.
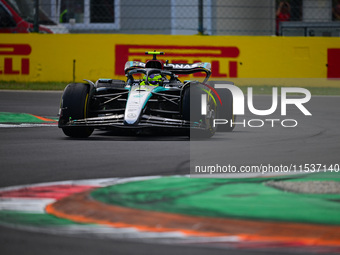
[58,83,94,138]
[182,83,216,138]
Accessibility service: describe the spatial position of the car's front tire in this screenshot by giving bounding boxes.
[207,81,236,132]
[58,83,94,138]
[182,82,217,138]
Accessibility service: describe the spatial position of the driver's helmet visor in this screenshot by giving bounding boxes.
[143,74,162,85]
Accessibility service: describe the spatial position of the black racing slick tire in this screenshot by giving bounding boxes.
[58,83,94,138]
[182,83,217,138]
[207,81,236,132]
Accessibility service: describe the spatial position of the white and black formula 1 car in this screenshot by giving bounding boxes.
[58,51,235,138]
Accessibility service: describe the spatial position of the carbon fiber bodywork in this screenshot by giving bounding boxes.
[58,54,219,137]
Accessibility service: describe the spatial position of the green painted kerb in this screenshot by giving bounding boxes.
[0,211,80,226]
[91,172,340,225]
[0,112,57,123]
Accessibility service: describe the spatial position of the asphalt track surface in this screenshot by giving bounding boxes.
[0,90,339,255]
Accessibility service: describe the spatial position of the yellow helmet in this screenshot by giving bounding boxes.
[141,74,162,86]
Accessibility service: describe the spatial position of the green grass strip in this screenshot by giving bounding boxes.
[0,81,67,91]
[91,173,340,225]
[239,85,340,96]
[0,211,80,226]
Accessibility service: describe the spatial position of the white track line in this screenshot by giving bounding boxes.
[0,198,55,213]
[0,123,57,128]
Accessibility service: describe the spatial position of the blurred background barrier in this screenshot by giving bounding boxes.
[0,34,339,86]
[1,0,340,36]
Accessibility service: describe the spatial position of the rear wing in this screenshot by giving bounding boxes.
[124,61,146,74]
[124,61,211,83]
[164,62,211,83]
